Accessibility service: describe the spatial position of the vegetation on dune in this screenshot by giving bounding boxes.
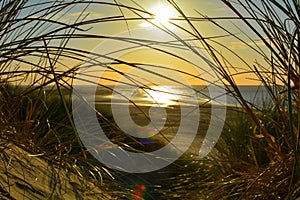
[0,0,299,199]
[0,1,128,198]
[185,0,299,198]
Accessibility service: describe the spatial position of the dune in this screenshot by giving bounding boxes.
[0,141,113,200]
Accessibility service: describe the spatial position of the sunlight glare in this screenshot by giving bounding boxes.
[145,86,177,106]
[141,4,177,27]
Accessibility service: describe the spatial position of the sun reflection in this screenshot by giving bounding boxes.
[145,86,177,106]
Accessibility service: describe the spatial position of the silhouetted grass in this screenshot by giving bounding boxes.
[161,0,299,198]
[1,0,299,199]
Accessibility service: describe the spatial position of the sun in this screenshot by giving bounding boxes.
[141,4,178,27]
[151,4,177,24]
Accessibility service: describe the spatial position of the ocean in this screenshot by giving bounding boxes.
[93,85,273,107]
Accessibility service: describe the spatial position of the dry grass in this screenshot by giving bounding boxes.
[0,0,299,199]
[172,0,299,198]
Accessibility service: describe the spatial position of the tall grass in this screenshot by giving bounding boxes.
[0,0,141,198]
[111,0,299,198]
[162,0,299,198]
[214,1,299,198]
[0,0,299,199]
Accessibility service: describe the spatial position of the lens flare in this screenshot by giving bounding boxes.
[132,183,147,200]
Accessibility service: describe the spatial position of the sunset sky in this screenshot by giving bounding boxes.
[68,0,269,86]
[17,0,274,86]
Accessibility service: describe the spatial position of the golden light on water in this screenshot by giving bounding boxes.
[145,85,177,106]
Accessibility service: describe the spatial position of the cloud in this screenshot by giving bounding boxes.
[229,39,267,50]
[228,42,248,50]
[68,11,103,20]
[213,7,232,12]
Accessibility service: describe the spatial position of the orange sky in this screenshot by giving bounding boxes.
[13,0,271,86]
[67,0,270,86]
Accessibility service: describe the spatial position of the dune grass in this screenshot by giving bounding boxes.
[165,0,299,198]
[0,0,299,199]
[0,1,130,198]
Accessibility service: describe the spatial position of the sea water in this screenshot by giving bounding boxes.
[93,85,273,107]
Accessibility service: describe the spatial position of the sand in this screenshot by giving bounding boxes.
[0,141,113,200]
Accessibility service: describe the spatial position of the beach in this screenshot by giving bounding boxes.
[90,85,242,199]
[0,141,114,199]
